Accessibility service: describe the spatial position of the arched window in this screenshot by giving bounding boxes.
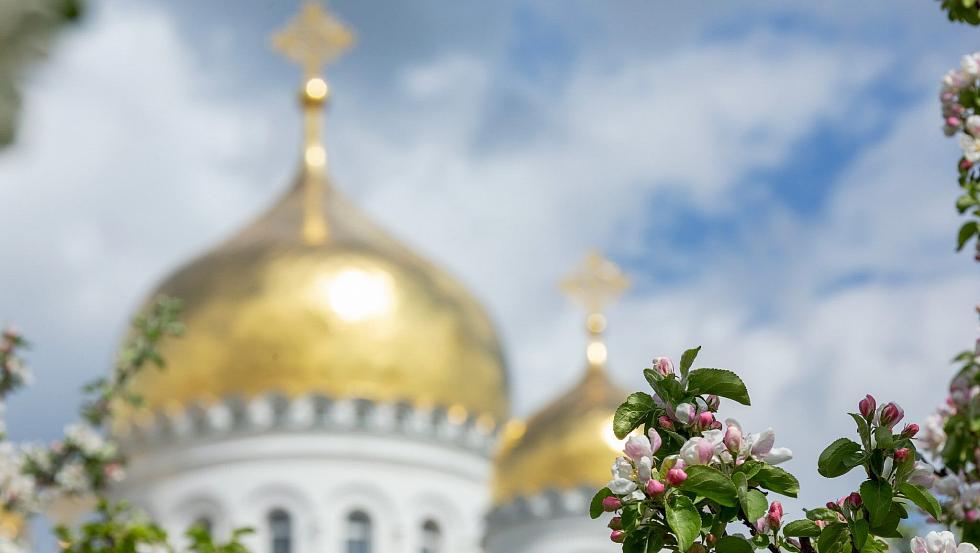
[420,520,441,553]
[346,511,372,553]
[268,509,292,553]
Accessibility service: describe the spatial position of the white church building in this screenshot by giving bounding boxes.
[115,4,625,552]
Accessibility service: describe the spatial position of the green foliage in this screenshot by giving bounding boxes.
[938,0,980,25]
[678,465,737,507]
[665,494,700,552]
[590,487,613,519]
[613,392,657,439]
[716,536,754,553]
[859,480,892,527]
[898,483,942,521]
[817,438,865,478]
[56,501,253,553]
[753,464,800,498]
[685,368,751,406]
[678,346,701,381]
[783,520,822,538]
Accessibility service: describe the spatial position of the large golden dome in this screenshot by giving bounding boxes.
[127,177,509,423]
[492,251,630,505]
[493,366,624,504]
[123,3,509,425]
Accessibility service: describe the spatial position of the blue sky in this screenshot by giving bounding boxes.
[0,0,978,532]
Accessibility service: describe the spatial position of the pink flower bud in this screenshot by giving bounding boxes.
[880,402,904,428]
[967,509,980,523]
[948,116,962,127]
[847,492,862,508]
[698,411,715,428]
[815,520,827,529]
[826,501,840,512]
[608,517,623,530]
[611,530,626,543]
[858,394,876,420]
[705,395,720,411]
[724,423,743,453]
[710,420,723,430]
[901,423,919,439]
[658,416,675,430]
[653,357,674,376]
[666,468,688,486]
[767,501,783,529]
[601,496,622,512]
[894,447,910,461]
[964,158,976,172]
[646,479,665,496]
[649,429,663,455]
[755,517,769,534]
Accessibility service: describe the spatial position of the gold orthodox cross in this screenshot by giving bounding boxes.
[271,2,355,245]
[560,251,630,369]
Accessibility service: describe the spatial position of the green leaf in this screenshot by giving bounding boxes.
[869,504,903,538]
[716,536,754,553]
[589,487,612,519]
[622,503,641,531]
[805,507,839,522]
[899,482,942,520]
[678,465,738,507]
[817,438,865,478]
[623,528,650,553]
[849,413,871,450]
[818,523,850,553]
[735,459,763,480]
[851,519,870,551]
[859,479,893,527]
[666,494,702,552]
[686,368,751,405]
[874,425,894,450]
[679,346,701,381]
[740,489,768,522]
[957,221,978,251]
[783,519,822,538]
[613,392,655,439]
[754,464,800,498]
[644,371,685,406]
[732,472,748,495]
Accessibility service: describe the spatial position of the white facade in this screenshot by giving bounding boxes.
[117,394,497,553]
[486,489,616,553]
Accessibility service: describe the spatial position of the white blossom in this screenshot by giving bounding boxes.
[911,531,977,553]
[960,133,980,162]
[609,457,637,495]
[64,423,106,457]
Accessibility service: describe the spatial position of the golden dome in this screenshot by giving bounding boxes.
[493,367,625,504]
[123,3,509,425]
[126,174,509,424]
[492,251,630,505]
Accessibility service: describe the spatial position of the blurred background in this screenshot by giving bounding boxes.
[1,0,978,549]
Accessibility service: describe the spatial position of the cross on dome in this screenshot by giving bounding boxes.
[272,2,354,77]
[560,251,630,370]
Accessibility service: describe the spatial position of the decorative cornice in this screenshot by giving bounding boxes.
[119,394,500,457]
[486,486,597,531]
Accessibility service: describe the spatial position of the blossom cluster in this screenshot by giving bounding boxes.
[939,54,980,258]
[0,298,190,553]
[914,331,980,536]
[594,347,938,553]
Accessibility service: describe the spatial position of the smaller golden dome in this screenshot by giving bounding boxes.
[493,367,625,505]
[493,251,630,505]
